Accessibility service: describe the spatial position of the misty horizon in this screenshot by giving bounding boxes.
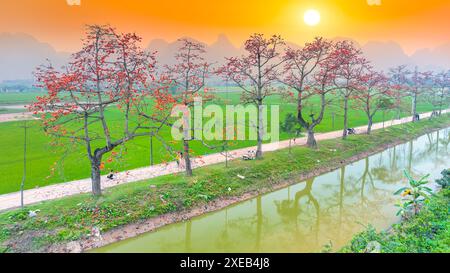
[1,31,449,82]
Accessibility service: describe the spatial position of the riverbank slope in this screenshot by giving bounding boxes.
[341,185,449,253]
[0,114,449,253]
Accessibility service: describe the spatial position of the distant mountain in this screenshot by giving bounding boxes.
[361,41,413,72]
[147,34,241,67]
[148,38,189,66]
[361,40,450,72]
[0,33,70,82]
[1,33,449,83]
[206,34,242,64]
[410,43,450,71]
[331,36,361,47]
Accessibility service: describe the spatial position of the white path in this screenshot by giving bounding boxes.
[0,112,37,123]
[0,105,36,123]
[0,110,448,211]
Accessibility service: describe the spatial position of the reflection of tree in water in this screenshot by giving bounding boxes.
[438,130,450,152]
[271,159,394,250]
[255,196,263,250]
[371,142,411,183]
[358,158,393,218]
[412,132,438,165]
[186,131,448,252]
[274,178,320,250]
[274,187,299,225]
[433,129,449,165]
[147,222,196,252]
[145,129,449,253]
[320,161,392,248]
[222,196,268,252]
[426,132,436,152]
[215,208,235,251]
[185,220,192,252]
[413,129,449,167]
[214,179,322,252]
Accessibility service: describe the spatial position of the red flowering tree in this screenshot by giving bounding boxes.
[217,34,285,158]
[332,41,369,138]
[144,38,212,176]
[389,65,432,121]
[352,67,391,134]
[388,65,410,120]
[31,25,156,195]
[430,70,449,115]
[409,67,433,121]
[281,37,333,148]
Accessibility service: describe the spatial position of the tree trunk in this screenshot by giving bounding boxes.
[412,93,417,122]
[306,129,317,149]
[91,161,102,196]
[288,139,292,154]
[20,120,27,208]
[225,145,228,168]
[331,112,335,130]
[183,140,193,176]
[256,103,264,159]
[367,116,373,134]
[150,135,154,166]
[439,92,444,115]
[342,97,349,139]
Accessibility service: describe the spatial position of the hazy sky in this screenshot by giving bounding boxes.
[1,0,449,54]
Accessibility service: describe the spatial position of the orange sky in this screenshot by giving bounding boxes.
[1,0,449,54]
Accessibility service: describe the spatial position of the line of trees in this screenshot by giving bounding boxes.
[31,25,450,196]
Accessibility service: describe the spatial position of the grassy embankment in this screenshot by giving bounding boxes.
[0,113,448,253]
[341,186,450,253]
[0,90,436,194]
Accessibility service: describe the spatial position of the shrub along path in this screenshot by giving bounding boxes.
[0,109,448,211]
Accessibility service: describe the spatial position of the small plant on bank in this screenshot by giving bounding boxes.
[435,169,450,189]
[394,170,433,218]
[280,113,302,154]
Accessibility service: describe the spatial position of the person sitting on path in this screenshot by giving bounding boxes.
[107,169,115,180]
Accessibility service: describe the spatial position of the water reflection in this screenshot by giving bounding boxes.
[95,128,450,253]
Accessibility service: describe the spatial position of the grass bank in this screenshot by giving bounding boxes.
[0,114,449,253]
[341,186,450,253]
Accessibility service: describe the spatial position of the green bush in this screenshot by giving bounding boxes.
[435,169,450,189]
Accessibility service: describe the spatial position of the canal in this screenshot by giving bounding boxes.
[94,128,449,252]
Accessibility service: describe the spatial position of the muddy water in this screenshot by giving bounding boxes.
[94,128,450,253]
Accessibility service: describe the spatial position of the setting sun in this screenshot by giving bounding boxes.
[304,9,321,26]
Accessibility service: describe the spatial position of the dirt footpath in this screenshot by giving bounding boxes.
[0,104,36,123]
[0,112,37,123]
